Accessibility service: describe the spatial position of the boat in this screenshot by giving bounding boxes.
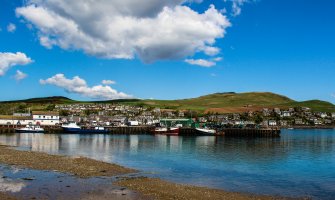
[152,127,180,136]
[195,127,216,135]
[61,122,81,133]
[15,125,44,133]
[61,122,108,133]
[78,126,109,134]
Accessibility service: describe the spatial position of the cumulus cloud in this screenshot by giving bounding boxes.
[14,70,28,81]
[0,52,33,76]
[185,59,216,67]
[40,74,132,100]
[7,23,16,33]
[102,80,116,85]
[16,1,230,63]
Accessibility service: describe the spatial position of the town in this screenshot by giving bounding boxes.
[0,103,334,128]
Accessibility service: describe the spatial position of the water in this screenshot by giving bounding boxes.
[0,165,139,199]
[0,129,335,199]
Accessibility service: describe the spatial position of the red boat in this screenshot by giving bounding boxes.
[152,127,180,136]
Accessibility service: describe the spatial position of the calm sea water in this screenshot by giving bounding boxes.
[0,129,334,199]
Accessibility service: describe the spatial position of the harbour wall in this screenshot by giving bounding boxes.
[0,125,280,137]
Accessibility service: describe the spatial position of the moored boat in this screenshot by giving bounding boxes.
[195,127,216,135]
[61,122,81,133]
[153,127,180,136]
[15,125,44,133]
[61,122,108,133]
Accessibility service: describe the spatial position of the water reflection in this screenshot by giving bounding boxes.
[0,130,335,199]
[0,167,26,193]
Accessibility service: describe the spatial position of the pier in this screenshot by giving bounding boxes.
[0,125,280,137]
[179,127,280,137]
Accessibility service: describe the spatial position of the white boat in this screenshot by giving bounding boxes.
[195,128,216,135]
[61,122,81,133]
[15,125,44,133]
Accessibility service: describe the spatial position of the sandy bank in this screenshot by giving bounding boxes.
[116,177,289,200]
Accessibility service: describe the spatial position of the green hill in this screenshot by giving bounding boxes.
[0,92,334,114]
[1,96,75,104]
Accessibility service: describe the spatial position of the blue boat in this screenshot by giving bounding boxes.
[61,122,108,133]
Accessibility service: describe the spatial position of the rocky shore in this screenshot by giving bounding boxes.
[0,145,293,200]
[0,145,135,178]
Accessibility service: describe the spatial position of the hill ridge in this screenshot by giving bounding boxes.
[0,92,334,113]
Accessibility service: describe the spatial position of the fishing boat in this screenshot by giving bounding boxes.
[152,127,180,136]
[61,122,81,133]
[15,125,44,133]
[195,127,216,135]
[78,126,109,134]
[61,122,108,133]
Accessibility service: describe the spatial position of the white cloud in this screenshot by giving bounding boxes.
[16,1,230,63]
[331,94,335,98]
[210,73,217,77]
[185,59,216,67]
[202,46,220,56]
[224,0,253,16]
[7,23,16,33]
[0,52,33,76]
[14,70,28,81]
[213,57,223,61]
[40,74,132,100]
[102,80,116,85]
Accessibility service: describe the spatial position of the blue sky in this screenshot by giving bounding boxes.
[0,0,334,103]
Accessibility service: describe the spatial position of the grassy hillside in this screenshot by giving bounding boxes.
[120,92,335,113]
[0,92,334,114]
[280,100,335,113]
[1,96,76,104]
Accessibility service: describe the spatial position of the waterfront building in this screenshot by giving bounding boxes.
[32,111,60,126]
[0,115,33,126]
[268,120,277,126]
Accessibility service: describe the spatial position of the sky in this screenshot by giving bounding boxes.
[0,0,334,103]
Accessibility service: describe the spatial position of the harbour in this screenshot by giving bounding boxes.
[0,129,334,199]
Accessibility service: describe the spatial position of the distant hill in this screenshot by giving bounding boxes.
[1,96,76,104]
[0,92,335,113]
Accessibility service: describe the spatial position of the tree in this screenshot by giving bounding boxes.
[254,114,263,124]
[46,104,55,111]
[59,110,70,116]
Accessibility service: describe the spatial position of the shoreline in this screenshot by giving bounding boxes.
[0,145,290,200]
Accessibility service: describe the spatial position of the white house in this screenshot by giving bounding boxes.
[32,111,60,126]
[281,111,291,117]
[320,113,327,118]
[268,120,277,126]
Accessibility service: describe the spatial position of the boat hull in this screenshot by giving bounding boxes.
[153,127,180,136]
[62,127,108,134]
[15,129,44,133]
[62,127,82,133]
[195,128,216,136]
